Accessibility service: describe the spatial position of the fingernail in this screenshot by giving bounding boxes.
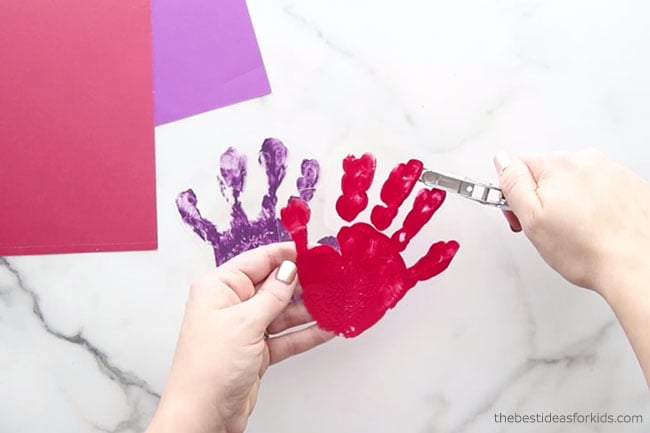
[494,151,512,175]
[276,260,297,284]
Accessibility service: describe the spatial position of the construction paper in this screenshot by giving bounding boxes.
[0,0,157,255]
[281,155,460,338]
[176,138,332,265]
[152,0,271,125]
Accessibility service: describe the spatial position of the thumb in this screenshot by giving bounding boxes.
[243,260,298,328]
[494,152,542,228]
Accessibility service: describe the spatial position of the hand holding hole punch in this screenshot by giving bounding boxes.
[493,150,650,294]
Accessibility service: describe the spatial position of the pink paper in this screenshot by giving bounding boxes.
[152,0,271,125]
[0,0,157,255]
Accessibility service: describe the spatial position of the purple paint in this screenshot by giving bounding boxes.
[258,138,287,222]
[297,159,319,202]
[218,147,249,232]
[176,138,327,265]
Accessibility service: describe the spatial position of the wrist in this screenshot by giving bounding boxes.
[146,397,226,433]
[597,254,650,306]
[592,238,648,297]
[597,259,650,386]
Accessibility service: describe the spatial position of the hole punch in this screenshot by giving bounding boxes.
[419,169,509,209]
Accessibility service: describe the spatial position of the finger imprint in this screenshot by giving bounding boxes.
[370,159,423,230]
[336,153,376,221]
[390,188,445,252]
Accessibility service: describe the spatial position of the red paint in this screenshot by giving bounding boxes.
[280,156,460,338]
[391,188,446,252]
[371,159,423,230]
[335,154,376,222]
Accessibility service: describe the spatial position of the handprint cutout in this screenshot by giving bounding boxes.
[176,138,323,265]
[281,154,460,338]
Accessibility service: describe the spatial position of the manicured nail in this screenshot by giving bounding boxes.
[276,260,297,284]
[494,151,512,175]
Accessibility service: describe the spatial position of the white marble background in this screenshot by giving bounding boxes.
[2,0,650,431]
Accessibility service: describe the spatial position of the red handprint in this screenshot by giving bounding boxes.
[280,154,460,338]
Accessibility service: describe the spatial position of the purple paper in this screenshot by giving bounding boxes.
[152,0,271,125]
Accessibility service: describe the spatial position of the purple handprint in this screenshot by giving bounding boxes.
[176,138,323,265]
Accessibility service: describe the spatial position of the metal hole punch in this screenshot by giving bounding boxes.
[419,169,510,210]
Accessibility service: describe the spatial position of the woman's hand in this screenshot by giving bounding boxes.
[495,149,650,386]
[494,150,650,295]
[146,243,335,433]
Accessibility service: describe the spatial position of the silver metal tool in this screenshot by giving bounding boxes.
[419,169,510,210]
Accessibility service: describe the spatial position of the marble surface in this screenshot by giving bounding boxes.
[1,0,650,431]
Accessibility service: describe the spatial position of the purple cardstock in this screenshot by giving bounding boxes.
[152,0,271,125]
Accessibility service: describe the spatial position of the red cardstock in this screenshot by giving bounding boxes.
[0,1,157,255]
